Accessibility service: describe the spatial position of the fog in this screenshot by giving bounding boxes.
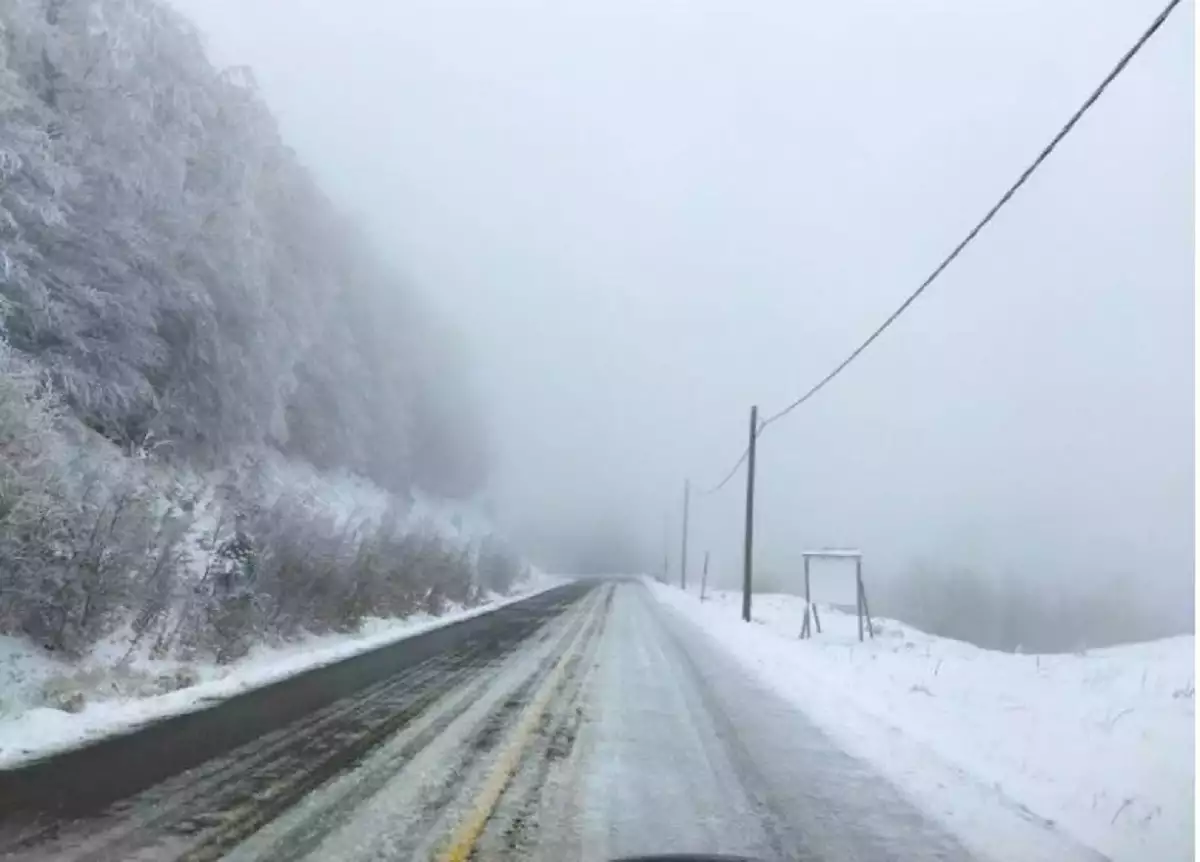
[170,0,1193,638]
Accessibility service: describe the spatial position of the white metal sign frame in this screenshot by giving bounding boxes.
[800,549,874,642]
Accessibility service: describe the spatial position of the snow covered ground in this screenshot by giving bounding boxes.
[0,571,565,769]
[652,582,1194,862]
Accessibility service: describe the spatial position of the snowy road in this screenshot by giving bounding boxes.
[552,583,979,862]
[0,580,1091,861]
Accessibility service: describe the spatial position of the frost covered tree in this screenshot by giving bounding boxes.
[0,0,487,496]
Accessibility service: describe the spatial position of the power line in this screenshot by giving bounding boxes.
[696,0,1183,494]
[696,413,766,495]
[759,0,1181,431]
[696,444,749,496]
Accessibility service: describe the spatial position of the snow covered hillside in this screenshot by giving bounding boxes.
[653,583,1194,862]
[1,0,518,720]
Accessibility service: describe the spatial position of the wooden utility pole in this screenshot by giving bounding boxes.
[661,511,670,582]
[855,557,864,642]
[741,405,758,622]
[700,551,710,601]
[680,479,690,591]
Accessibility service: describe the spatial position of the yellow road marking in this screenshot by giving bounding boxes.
[437,588,602,862]
[181,591,600,862]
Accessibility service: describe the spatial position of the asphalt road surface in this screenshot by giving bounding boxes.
[1,580,1064,861]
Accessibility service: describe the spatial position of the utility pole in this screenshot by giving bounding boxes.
[680,479,690,591]
[661,510,670,582]
[700,551,710,601]
[742,405,758,622]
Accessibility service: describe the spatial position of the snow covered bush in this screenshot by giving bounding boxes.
[0,339,521,665]
[476,535,524,596]
[0,342,193,656]
[162,491,494,664]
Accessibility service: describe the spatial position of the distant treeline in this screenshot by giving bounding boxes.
[876,564,1181,653]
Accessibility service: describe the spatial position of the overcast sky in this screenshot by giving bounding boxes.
[170,0,1193,623]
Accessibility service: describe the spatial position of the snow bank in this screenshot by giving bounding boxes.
[0,637,60,718]
[652,583,1194,862]
[0,574,565,769]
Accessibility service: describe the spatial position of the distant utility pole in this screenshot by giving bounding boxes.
[742,405,758,622]
[661,510,670,582]
[680,478,690,591]
[700,550,710,602]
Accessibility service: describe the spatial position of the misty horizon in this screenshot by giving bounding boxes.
[169,0,1193,641]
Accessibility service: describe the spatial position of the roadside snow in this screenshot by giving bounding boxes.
[652,582,1194,862]
[0,637,60,718]
[0,572,565,768]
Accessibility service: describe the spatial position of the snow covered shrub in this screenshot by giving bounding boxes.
[476,535,522,595]
[349,517,475,619]
[171,489,346,660]
[408,531,474,615]
[41,474,159,655]
[0,352,519,662]
[0,343,195,655]
[173,492,477,660]
[0,346,66,643]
